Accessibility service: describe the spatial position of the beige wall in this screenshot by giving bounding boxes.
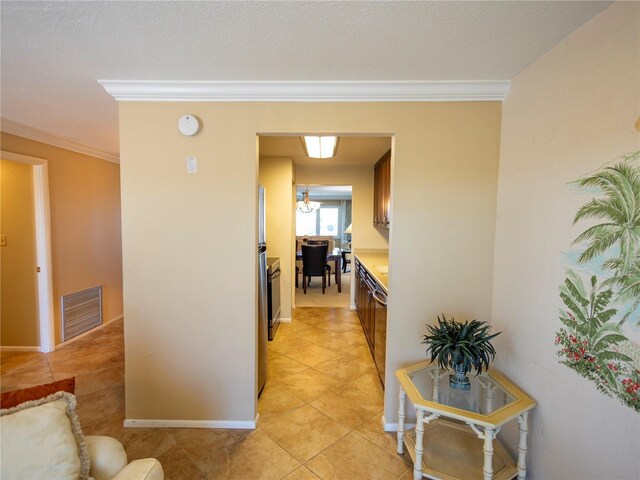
[0,133,123,345]
[295,163,390,307]
[1,159,39,346]
[492,3,639,478]
[118,101,501,423]
[259,156,294,319]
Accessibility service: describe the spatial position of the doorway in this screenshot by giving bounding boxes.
[295,184,352,308]
[256,131,394,440]
[258,134,391,316]
[0,151,55,352]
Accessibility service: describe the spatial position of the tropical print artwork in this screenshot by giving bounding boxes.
[555,151,640,411]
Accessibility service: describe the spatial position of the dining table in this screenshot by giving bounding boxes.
[296,247,343,292]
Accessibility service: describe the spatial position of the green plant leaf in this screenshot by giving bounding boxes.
[422,315,500,376]
[560,292,588,323]
[596,351,633,362]
[590,323,628,352]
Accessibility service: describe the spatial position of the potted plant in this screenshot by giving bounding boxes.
[422,315,501,390]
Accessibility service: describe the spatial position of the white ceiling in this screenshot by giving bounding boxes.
[260,136,391,167]
[1,1,611,161]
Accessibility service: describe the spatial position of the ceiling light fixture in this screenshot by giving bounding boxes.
[297,188,322,214]
[303,136,338,159]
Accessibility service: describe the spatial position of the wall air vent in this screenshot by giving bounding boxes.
[62,286,103,342]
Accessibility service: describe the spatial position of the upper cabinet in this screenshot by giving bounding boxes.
[373,150,391,228]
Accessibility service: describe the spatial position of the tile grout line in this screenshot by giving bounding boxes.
[44,350,56,381]
[262,307,394,479]
[168,432,209,479]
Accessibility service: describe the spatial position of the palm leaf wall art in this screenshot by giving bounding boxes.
[557,151,640,411]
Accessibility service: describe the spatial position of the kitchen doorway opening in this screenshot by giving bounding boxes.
[256,133,393,418]
[258,134,391,317]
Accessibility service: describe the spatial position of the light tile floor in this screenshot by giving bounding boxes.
[0,307,412,479]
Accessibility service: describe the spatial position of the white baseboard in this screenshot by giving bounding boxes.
[0,345,45,352]
[279,317,292,323]
[3,315,124,352]
[382,415,415,432]
[124,414,258,430]
[57,315,123,349]
[382,415,397,432]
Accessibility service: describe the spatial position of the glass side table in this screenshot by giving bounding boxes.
[396,361,536,480]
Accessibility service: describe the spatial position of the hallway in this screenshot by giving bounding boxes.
[1,307,410,479]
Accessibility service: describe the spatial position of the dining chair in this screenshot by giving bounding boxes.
[305,240,332,286]
[341,249,351,273]
[295,240,299,288]
[301,244,328,294]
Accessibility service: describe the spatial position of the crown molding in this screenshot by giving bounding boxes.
[1,118,119,163]
[98,80,509,102]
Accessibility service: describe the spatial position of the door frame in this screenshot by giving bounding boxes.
[1,150,55,352]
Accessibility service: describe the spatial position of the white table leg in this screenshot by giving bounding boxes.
[397,387,406,454]
[517,412,529,479]
[483,426,494,480]
[413,409,425,480]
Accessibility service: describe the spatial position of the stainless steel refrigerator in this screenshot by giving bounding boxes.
[257,185,268,396]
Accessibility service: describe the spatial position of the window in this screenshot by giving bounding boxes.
[296,210,317,236]
[296,206,340,236]
[319,207,339,236]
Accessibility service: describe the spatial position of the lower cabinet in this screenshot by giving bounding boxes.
[355,259,387,386]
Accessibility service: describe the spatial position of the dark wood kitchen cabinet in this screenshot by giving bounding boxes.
[354,258,387,386]
[373,150,391,228]
[355,262,375,351]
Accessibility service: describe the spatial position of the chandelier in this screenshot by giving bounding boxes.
[297,188,321,213]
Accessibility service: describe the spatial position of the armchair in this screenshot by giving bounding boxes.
[86,436,164,480]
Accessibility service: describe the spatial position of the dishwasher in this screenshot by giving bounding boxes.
[267,257,281,340]
[372,286,387,386]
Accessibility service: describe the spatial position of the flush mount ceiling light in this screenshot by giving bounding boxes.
[302,136,338,159]
[297,188,322,214]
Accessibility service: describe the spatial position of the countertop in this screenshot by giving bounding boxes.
[354,252,389,292]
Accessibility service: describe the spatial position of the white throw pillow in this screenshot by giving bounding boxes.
[0,391,90,480]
